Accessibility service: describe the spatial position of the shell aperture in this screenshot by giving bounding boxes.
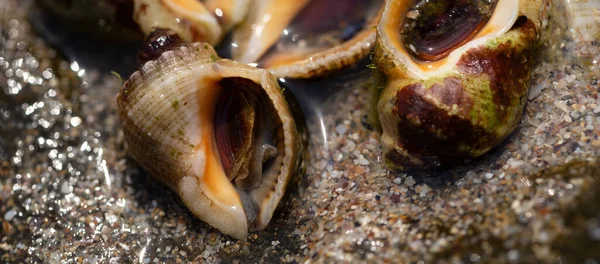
[213,77,284,192]
[400,0,499,61]
[132,0,384,78]
[378,0,520,79]
[232,0,311,65]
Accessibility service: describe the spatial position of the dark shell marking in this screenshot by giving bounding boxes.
[137,28,184,65]
[389,82,493,168]
[427,77,474,115]
[457,19,538,123]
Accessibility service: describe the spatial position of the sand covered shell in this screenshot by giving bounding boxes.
[371,0,547,170]
[117,43,303,239]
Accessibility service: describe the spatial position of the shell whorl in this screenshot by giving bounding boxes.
[118,43,218,188]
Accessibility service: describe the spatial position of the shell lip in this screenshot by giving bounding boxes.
[264,27,378,79]
[377,0,520,79]
[265,1,384,78]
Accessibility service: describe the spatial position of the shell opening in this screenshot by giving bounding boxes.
[379,0,519,79]
[213,77,284,229]
[400,0,499,62]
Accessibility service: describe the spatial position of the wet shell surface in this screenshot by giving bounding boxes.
[117,43,303,239]
[372,0,546,170]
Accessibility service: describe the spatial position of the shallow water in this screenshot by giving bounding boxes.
[1,0,600,263]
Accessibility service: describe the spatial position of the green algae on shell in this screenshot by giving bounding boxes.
[371,0,547,170]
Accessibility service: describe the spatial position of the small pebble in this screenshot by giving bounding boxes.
[60,181,70,194]
[406,10,420,19]
[554,101,570,113]
[419,185,431,197]
[404,177,416,187]
[508,250,520,262]
[4,210,16,221]
[507,159,525,168]
[335,124,347,135]
[529,83,545,100]
[353,155,369,166]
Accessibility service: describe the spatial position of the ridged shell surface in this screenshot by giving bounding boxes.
[117,43,300,239]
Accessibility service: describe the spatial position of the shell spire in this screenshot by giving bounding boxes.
[133,0,223,45]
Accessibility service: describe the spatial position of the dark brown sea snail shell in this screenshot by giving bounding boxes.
[371,0,547,170]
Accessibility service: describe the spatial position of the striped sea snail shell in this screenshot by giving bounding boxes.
[117,43,304,239]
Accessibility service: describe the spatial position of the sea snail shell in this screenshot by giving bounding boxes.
[117,43,303,239]
[132,0,384,79]
[371,0,547,170]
